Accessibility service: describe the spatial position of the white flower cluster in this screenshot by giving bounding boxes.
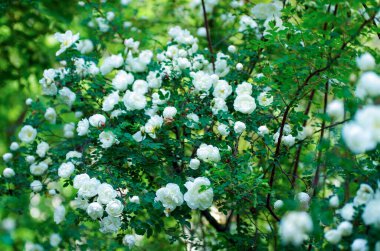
[71,173,124,234]
[343,52,380,154]
[324,182,380,249]
[155,177,213,215]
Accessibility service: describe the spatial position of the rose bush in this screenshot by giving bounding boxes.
[1,0,380,250]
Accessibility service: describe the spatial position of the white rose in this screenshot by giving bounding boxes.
[234,121,246,134]
[87,202,104,220]
[329,195,340,208]
[54,30,79,56]
[234,94,256,114]
[89,114,106,127]
[184,177,213,210]
[196,144,221,163]
[112,70,134,91]
[63,123,75,138]
[338,203,355,221]
[274,200,284,210]
[258,92,273,106]
[102,91,119,112]
[324,229,342,244]
[279,211,313,246]
[213,80,232,100]
[106,199,124,217]
[99,131,117,149]
[342,122,376,154]
[362,198,380,227]
[26,155,35,164]
[351,239,368,251]
[73,173,90,189]
[99,216,121,234]
[77,118,90,136]
[356,52,376,71]
[355,71,380,98]
[129,196,140,204]
[283,135,296,147]
[2,153,13,162]
[76,39,93,54]
[236,82,252,95]
[327,100,344,120]
[211,97,228,115]
[100,54,124,75]
[123,91,147,110]
[10,142,19,151]
[217,124,230,137]
[163,106,177,119]
[251,1,282,20]
[18,125,37,144]
[97,183,117,204]
[122,234,136,248]
[146,71,162,89]
[133,80,149,94]
[155,183,184,215]
[30,162,48,176]
[354,184,374,206]
[228,45,237,53]
[30,180,43,192]
[44,107,57,124]
[49,233,62,247]
[78,177,100,198]
[3,168,15,178]
[337,221,353,236]
[58,162,75,178]
[54,205,66,224]
[355,105,380,142]
[189,158,200,170]
[59,87,76,107]
[36,141,49,158]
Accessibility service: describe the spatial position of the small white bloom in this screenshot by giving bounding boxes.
[342,122,376,154]
[123,91,147,111]
[2,153,13,162]
[354,184,374,206]
[87,202,104,220]
[184,177,214,210]
[100,54,124,75]
[18,125,37,144]
[36,141,49,158]
[73,173,90,189]
[77,118,90,136]
[122,234,136,248]
[196,144,221,163]
[337,221,353,237]
[236,63,243,71]
[76,39,93,54]
[106,199,124,217]
[54,205,66,224]
[217,124,230,137]
[189,158,201,170]
[3,167,15,178]
[338,203,355,221]
[213,80,232,100]
[102,92,119,112]
[274,200,284,210]
[54,30,80,56]
[155,183,184,215]
[97,183,117,205]
[355,71,380,98]
[59,87,76,107]
[283,135,296,147]
[58,162,75,178]
[279,211,313,246]
[30,162,48,176]
[129,196,140,204]
[296,192,310,210]
[351,239,368,251]
[258,125,269,136]
[251,1,282,20]
[133,80,149,94]
[9,142,19,151]
[324,229,342,244]
[234,94,256,114]
[362,198,380,227]
[30,180,43,192]
[89,114,106,127]
[356,52,376,71]
[44,107,57,124]
[49,233,62,247]
[163,106,177,119]
[327,100,344,120]
[112,70,134,91]
[63,123,75,138]
[26,155,35,164]
[99,215,122,234]
[258,92,273,106]
[228,45,237,53]
[25,98,33,105]
[329,195,340,208]
[78,177,101,198]
[234,121,246,134]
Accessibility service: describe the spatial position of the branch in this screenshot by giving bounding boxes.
[201,0,215,72]
[201,210,233,232]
